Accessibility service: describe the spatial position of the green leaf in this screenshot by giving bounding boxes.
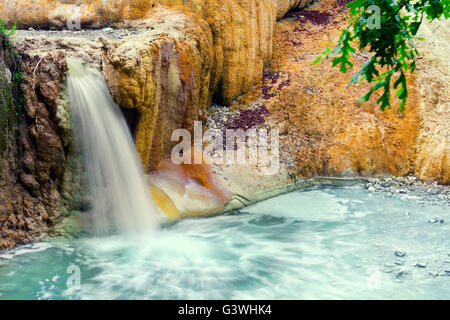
[360,90,374,102]
[314,0,449,111]
[409,21,422,35]
[8,22,16,36]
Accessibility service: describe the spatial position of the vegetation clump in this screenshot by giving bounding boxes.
[315,0,449,110]
[0,20,22,156]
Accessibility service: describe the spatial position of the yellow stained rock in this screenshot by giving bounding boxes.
[150,184,180,220]
[103,8,214,171]
[2,0,311,104]
[3,0,312,173]
[147,154,232,218]
[6,0,447,183]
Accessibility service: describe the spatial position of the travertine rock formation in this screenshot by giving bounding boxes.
[1,0,448,252]
[0,0,310,249]
[2,0,313,169]
[103,8,215,171]
[1,0,312,104]
[414,19,450,183]
[0,34,86,249]
[148,149,232,219]
[233,0,449,184]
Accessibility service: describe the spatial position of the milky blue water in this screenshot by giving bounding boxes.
[0,185,449,300]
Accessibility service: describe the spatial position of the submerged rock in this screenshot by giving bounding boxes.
[394,260,405,266]
[148,149,232,219]
[415,262,428,268]
[395,250,407,258]
[429,271,439,278]
[427,218,445,224]
[395,269,409,279]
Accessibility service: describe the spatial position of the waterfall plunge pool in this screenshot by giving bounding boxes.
[0,183,449,300]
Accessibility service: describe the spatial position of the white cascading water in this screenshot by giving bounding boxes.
[67,58,159,235]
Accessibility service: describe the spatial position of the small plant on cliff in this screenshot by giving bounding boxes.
[0,20,22,156]
[0,20,16,37]
[314,0,449,111]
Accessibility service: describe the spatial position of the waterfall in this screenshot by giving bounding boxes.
[67,59,159,235]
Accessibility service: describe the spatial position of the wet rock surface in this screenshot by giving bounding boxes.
[395,250,407,258]
[1,31,87,251]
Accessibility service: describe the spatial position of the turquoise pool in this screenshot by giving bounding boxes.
[1,184,449,299]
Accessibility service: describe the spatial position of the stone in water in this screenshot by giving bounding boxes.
[395,250,406,257]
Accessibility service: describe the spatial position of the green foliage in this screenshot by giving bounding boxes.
[314,0,449,111]
[0,20,16,37]
[0,21,22,156]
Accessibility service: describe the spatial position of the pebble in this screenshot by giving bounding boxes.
[415,262,427,268]
[395,250,406,257]
[396,269,409,279]
[361,177,449,207]
[429,271,439,278]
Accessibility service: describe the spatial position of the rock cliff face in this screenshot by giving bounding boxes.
[0,33,86,249]
[0,0,449,250]
[0,0,310,249]
[2,0,312,104]
[6,0,313,170]
[413,19,450,183]
[2,0,310,27]
[3,0,312,169]
[103,8,215,170]
[231,0,449,184]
